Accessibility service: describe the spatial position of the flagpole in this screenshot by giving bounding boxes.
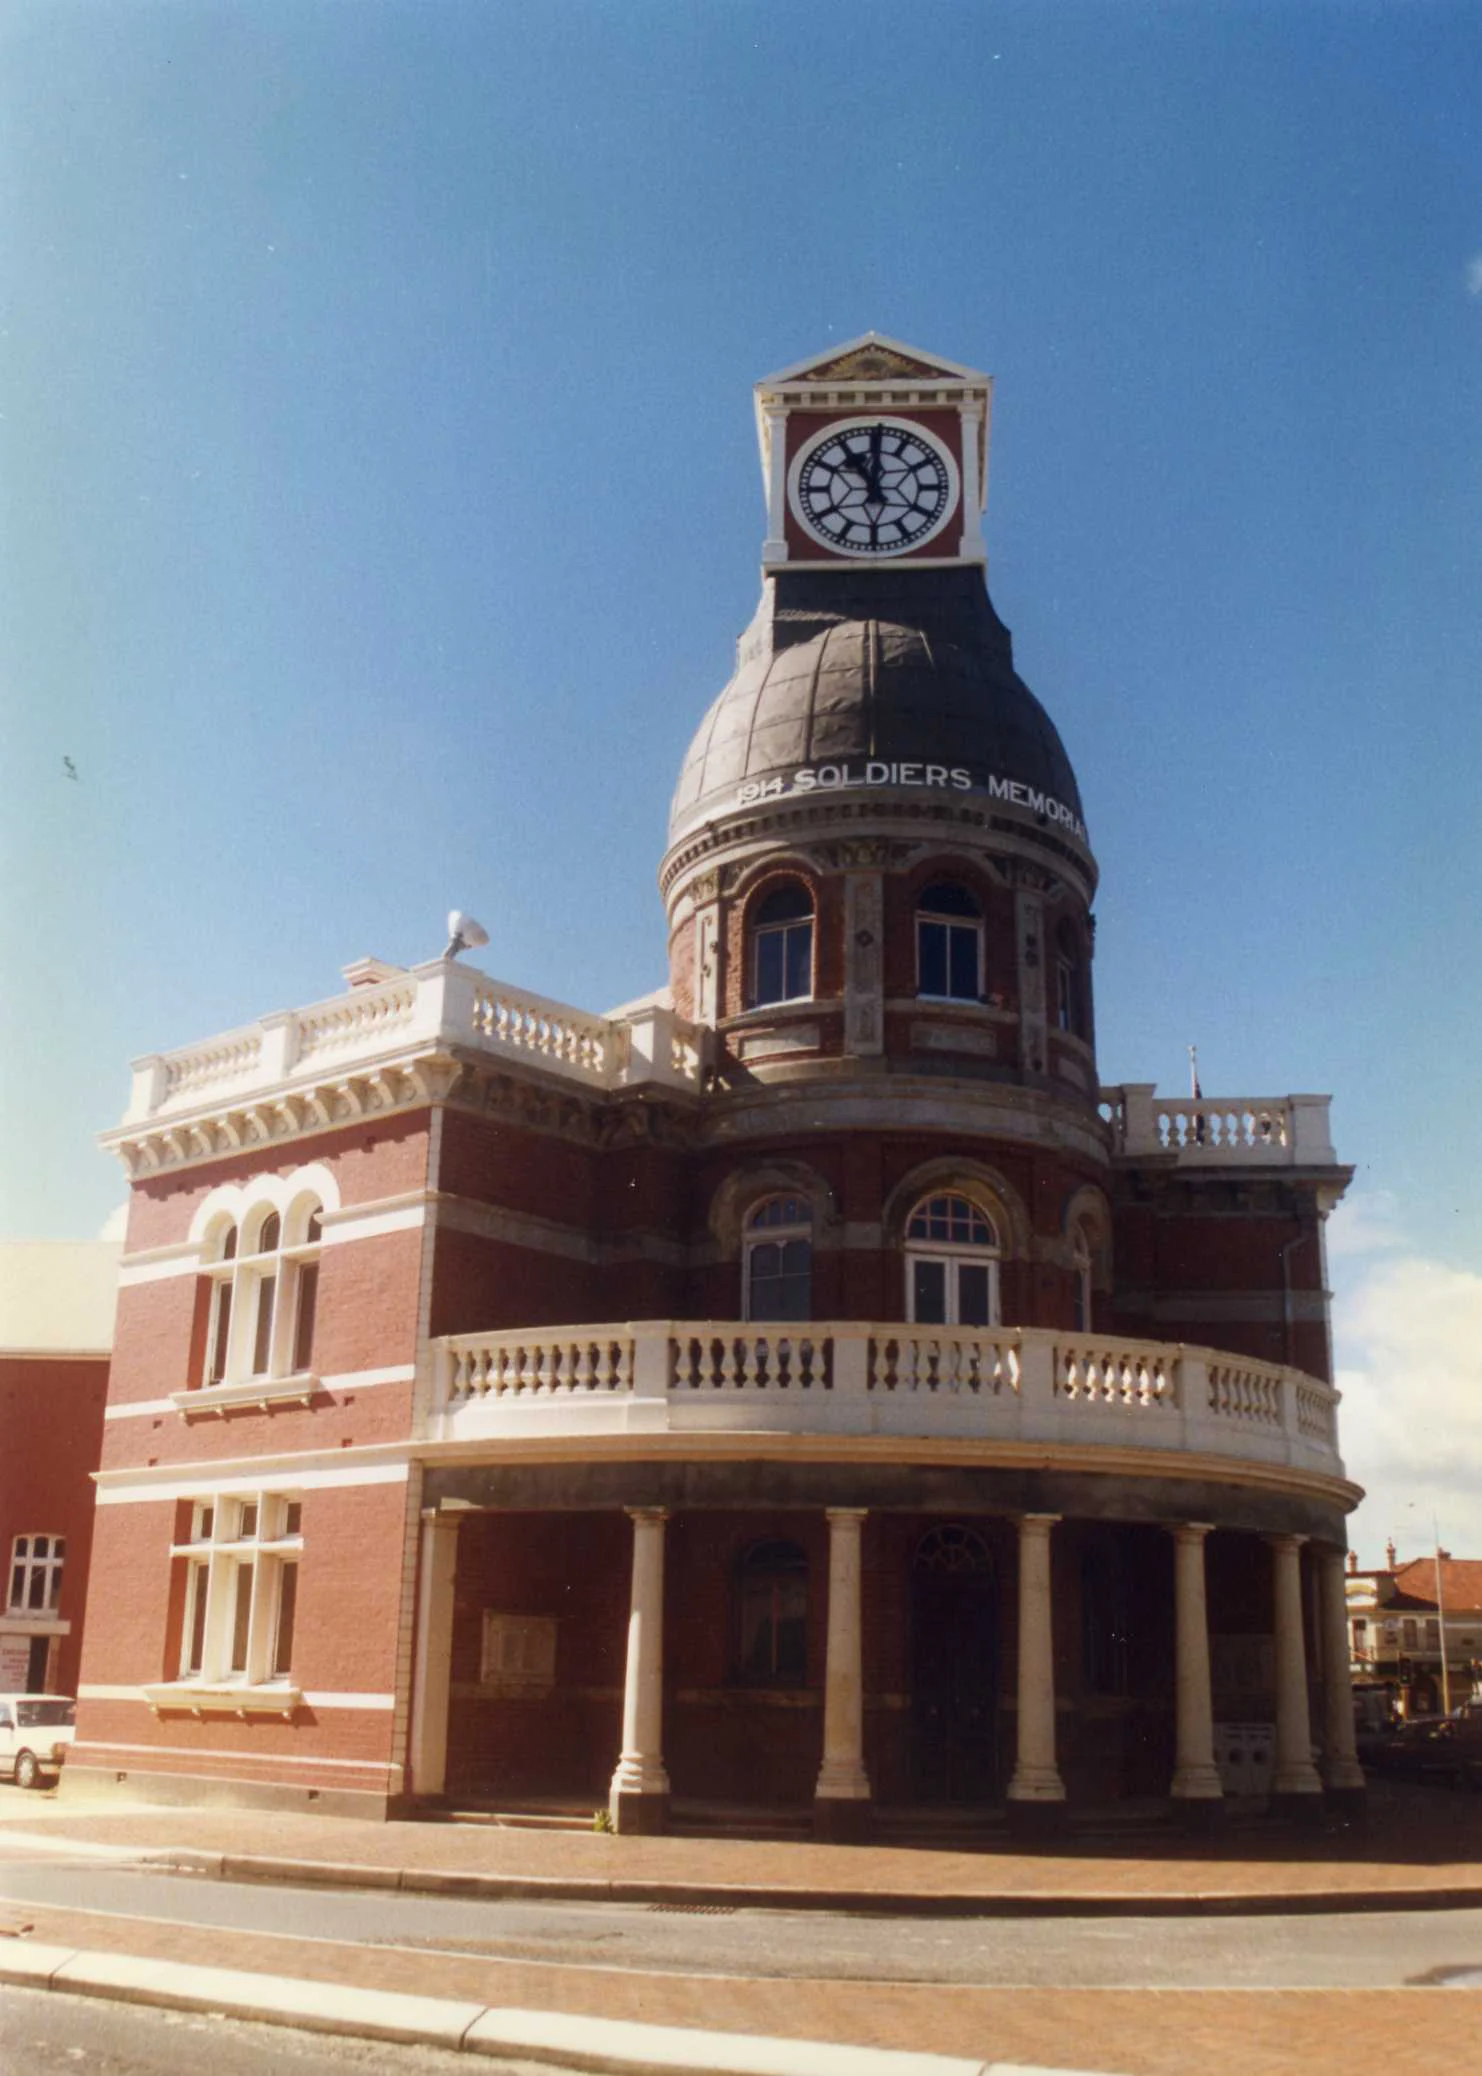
[1434,1521,1452,1715]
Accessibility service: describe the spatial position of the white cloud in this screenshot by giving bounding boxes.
[1335,1251,1482,1565]
[1325,1187,1406,1262]
[1467,254,1482,298]
[97,1203,128,1242]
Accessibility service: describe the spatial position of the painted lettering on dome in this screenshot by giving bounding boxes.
[735,763,1088,843]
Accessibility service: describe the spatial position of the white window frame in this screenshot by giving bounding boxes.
[915,885,984,1003]
[185,1198,323,1414]
[749,882,816,1008]
[904,1194,1002,1327]
[149,1493,303,1715]
[7,1534,65,1615]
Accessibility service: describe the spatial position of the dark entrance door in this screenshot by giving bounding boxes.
[909,1524,998,1803]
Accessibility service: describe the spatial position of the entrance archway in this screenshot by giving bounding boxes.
[909,1524,999,1803]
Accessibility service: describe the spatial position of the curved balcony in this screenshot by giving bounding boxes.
[426,1321,1344,1481]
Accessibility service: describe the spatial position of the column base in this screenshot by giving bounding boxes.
[1271,1788,1326,1828]
[609,1788,669,1835]
[813,1795,875,1843]
[1006,1796,1068,1841]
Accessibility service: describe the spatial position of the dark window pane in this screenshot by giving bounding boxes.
[210,1286,232,1383]
[918,920,948,995]
[755,882,812,925]
[783,920,813,999]
[919,881,980,918]
[754,930,785,1004]
[748,1239,812,1321]
[274,1564,298,1677]
[186,1570,208,1675]
[292,1263,319,1372]
[239,1503,259,1540]
[230,1565,253,1673]
[251,1278,275,1376]
[913,1259,947,1324]
[27,1567,46,1610]
[947,924,980,999]
[284,1502,302,1536]
[958,1263,993,1326]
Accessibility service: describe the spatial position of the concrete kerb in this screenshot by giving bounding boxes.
[0,1942,1108,2076]
[135,1846,1482,1919]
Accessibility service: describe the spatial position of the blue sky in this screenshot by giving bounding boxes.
[4,2,1480,1559]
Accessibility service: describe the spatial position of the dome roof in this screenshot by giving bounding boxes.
[668,568,1085,847]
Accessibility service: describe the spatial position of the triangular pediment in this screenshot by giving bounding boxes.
[757,332,988,390]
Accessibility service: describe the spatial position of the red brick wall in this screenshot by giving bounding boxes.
[74,1479,411,1792]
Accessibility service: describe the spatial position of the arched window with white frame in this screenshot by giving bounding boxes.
[743,1195,813,1321]
[904,1192,1001,1327]
[749,880,815,1007]
[199,1196,324,1388]
[916,881,983,1001]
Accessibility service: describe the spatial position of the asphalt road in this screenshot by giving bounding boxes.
[2,1855,1482,1990]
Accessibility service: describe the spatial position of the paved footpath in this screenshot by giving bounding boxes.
[2,1785,1481,2075]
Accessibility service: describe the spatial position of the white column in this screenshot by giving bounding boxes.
[1008,1513,1065,1804]
[815,1509,870,1804]
[762,406,790,562]
[408,1509,460,1799]
[1318,1545,1366,1794]
[1269,1533,1323,1798]
[608,1508,671,1829]
[1168,1523,1222,1802]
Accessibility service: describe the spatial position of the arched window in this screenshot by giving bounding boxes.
[744,1195,813,1321]
[200,1198,324,1388]
[750,881,814,1006]
[905,1192,1000,1326]
[736,1539,808,1684]
[916,882,982,1001]
[1055,919,1086,1038]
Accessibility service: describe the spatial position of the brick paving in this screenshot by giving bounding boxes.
[2,1781,1481,2074]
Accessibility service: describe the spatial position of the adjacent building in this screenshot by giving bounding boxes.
[71,336,1366,1831]
[1348,1548,1482,1718]
[0,1242,118,1695]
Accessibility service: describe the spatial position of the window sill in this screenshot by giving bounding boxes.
[142,1680,303,1719]
[172,1373,320,1418]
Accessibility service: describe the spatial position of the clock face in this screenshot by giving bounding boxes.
[788,417,959,557]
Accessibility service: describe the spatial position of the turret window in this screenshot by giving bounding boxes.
[905,1193,1000,1326]
[1055,920,1087,1038]
[916,882,982,1001]
[744,1195,813,1321]
[750,881,814,1006]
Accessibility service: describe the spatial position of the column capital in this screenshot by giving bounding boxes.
[1169,1521,1215,1547]
[626,1506,670,1528]
[824,1506,869,1527]
[1017,1512,1060,1534]
[1265,1532,1308,1555]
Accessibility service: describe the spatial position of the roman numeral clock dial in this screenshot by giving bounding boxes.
[788,416,959,557]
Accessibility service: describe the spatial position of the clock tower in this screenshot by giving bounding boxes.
[664,332,1094,1115]
[756,332,991,568]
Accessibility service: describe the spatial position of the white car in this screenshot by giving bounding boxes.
[0,1694,76,1789]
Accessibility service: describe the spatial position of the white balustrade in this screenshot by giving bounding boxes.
[295,980,418,1062]
[123,960,708,1123]
[1102,1085,1336,1168]
[428,1320,1344,1476]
